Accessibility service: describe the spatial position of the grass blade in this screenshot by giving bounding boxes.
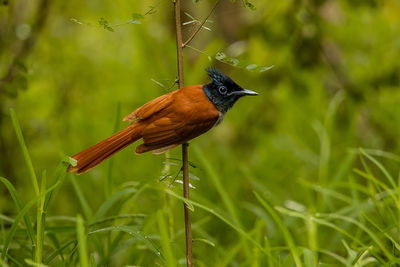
[0,177,35,246]
[24,258,48,266]
[254,191,302,267]
[44,240,76,265]
[90,214,145,227]
[193,146,241,225]
[320,213,394,261]
[35,171,47,264]
[89,225,164,261]
[165,189,263,251]
[360,148,397,189]
[1,179,63,260]
[0,258,10,267]
[44,160,69,211]
[157,210,176,266]
[105,102,121,198]
[9,108,39,196]
[70,176,93,220]
[93,188,137,222]
[76,215,89,267]
[90,254,97,267]
[361,212,400,252]
[275,206,386,263]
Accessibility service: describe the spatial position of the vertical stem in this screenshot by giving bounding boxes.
[35,171,46,264]
[174,0,193,266]
[182,143,192,266]
[174,0,184,88]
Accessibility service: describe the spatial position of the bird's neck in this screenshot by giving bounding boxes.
[202,84,235,114]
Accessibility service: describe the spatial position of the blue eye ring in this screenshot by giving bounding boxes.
[219,86,227,95]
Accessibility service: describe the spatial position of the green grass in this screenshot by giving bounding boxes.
[2,108,400,266]
[76,215,88,267]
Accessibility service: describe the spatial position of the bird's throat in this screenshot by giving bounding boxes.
[202,84,236,113]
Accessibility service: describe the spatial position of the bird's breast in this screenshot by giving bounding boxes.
[163,85,221,128]
[213,112,225,127]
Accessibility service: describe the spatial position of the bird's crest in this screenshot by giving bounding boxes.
[206,67,234,86]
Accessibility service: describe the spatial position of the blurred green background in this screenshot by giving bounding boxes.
[1,0,400,266]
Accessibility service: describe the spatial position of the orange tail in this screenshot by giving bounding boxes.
[68,124,142,174]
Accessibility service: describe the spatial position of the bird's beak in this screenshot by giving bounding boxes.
[231,88,258,96]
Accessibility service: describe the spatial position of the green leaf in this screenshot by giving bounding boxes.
[231,58,239,66]
[193,238,215,247]
[70,18,83,25]
[131,13,144,20]
[184,12,196,20]
[98,17,108,27]
[214,52,273,73]
[246,64,257,70]
[98,17,114,32]
[259,65,274,72]
[145,6,157,15]
[127,19,141,25]
[215,52,227,60]
[244,0,256,10]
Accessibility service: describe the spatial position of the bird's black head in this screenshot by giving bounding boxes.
[202,67,258,113]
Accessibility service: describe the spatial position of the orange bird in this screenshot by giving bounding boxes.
[68,68,257,174]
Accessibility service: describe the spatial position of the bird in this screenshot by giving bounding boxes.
[68,68,258,174]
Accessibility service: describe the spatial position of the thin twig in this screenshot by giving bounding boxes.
[174,0,193,266]
[181,143,192,266]
[186,44,210,56]
[182,0,220,48]
[174,1,184,88]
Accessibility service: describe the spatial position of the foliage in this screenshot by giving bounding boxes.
[1,0,400,266]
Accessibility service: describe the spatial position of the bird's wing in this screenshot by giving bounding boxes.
[135,85,220,153]
[123,91,176,121]
[135,115,219,154]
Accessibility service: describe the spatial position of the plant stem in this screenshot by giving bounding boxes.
[182,143,192,266]
[182,0,220,48]
[174,0,193,266]
[77,215,89,267]
[174,0,184,87]
[36,171,46,264]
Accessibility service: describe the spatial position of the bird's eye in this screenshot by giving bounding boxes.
[219,86,227,95]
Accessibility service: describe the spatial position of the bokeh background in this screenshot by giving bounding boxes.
[1,0,400,266]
